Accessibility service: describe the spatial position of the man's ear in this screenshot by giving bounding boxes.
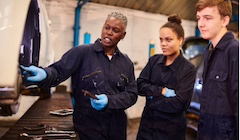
[222,16,231,27]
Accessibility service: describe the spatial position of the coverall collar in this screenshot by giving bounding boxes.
[157,52,184,72]
[208,32,235,51]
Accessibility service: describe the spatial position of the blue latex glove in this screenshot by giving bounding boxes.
[164,88,176,97]
[90,94,108,111]
[20,65,47,82]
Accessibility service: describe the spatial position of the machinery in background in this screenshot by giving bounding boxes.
[0,0,54,116]
[182,36,209,134]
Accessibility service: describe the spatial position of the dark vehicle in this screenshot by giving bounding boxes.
[182,37,209,134]
[0,0,54,116]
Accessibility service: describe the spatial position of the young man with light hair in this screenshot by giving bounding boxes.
[195,0,239,139]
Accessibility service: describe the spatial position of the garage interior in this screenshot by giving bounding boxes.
[0,0,239,139]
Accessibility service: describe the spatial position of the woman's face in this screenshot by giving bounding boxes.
[159,27,183,57]
[101,17,126,49]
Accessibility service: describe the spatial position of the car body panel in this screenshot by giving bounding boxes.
[0,0,30,86]
[0,0,53,116]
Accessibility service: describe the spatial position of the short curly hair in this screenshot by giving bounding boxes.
[107,12,128,30]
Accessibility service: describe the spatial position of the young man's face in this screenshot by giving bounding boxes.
[101,17,126,48]
[196,6,226,41]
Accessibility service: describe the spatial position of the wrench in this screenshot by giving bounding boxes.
[20,132,76,138]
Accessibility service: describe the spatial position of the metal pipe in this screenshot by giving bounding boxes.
[73,0,88,47]
[84,32,91,44]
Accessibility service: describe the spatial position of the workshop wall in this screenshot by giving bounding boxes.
[42,0,196,118]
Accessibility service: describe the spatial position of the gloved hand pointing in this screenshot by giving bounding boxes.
[90,94,108,111]
[20,65,47,82]
[164,88,176,97]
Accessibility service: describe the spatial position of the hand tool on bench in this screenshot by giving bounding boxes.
[20,133,76,138]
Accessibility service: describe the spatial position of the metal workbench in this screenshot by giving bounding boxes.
[0,92,78,140]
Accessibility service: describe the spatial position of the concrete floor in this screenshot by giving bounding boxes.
[0,96,196,140]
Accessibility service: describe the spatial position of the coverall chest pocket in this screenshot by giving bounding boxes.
[209,71,228,97]
[116,73,129,92]
[81,69,104,93]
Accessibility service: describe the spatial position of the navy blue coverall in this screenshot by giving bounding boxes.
[197,32,239,140]
[38,39,138,140]
[136,53,196,140]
